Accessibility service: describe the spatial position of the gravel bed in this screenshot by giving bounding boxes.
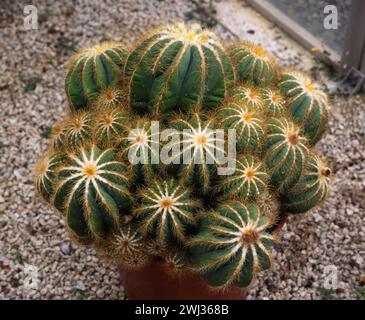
[0,0,363,300]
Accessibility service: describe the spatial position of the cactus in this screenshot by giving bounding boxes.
[35,23,332,292]
[135,179,200,244]
[145,239,167,257]
[52,144,132,242]
[256,191,280,224]
[280,153,331,213]
[216,155,268,201]
[50,120,68,150]
[64,111,94,149]
[34,153,62,202]
[232,86,264,110]
[279,71,328,145]
[117,118,162,183]
[112,224,144,257]
[217,98,265,152]
[264,117,309,191]
[189,201,276,288]
[171,112,222,194]
[125,22,235,115]
[261,88,286,116]
[66,42,127,111]
[94,108,129,148]
[229,42,276,85]
[163,252,186,277]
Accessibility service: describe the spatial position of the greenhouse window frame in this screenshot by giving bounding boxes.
[245,0,365,78]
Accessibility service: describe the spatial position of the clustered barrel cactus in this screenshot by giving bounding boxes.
[35,23,331,290]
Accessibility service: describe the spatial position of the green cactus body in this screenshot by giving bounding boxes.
[112,225,143,256]
[135,179,199,244]
[261,88,286,116]
[93,86,124,110]
[190,201,275,288]
[94,108,129,148]
[280,153,331,213]
[34,153,62,202]
[66,42,127,111]
[145,239,167,257]
[229,43,276,85]
[64,112,94,149]
[257,191,280,224]
[117,118,161,183]
[279,72,328,145]
[172,113,222,194]
[34,22,333,290]
[163,252,186,276]
[231,86,265,110]
[217,99,264,152]
[50,120,68,150]
[124,23,235,115]
[216,155,268,201]
[264,117,309,191]
[52,144,131,242]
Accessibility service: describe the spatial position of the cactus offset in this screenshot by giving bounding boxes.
[217,98,265,152]
[190,201,276,288]
[64,111,94,149]
[50,120,68,150]
[279,71,329,145]
[264,117,309,191]
[216,155,268,201]
[117,118,162,183]
[171,112,223,194]
[52,144,131,242]
[94,108,129,148]
[135,179,200,244]
[261,88,286,116]
[125,22,235,115]
[66,42,127,111]
[34,153,62,202]
[229,42,276,85]
[280,153,331,213]
[232,86,264,110]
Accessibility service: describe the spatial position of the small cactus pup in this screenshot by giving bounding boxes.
[52,144,132,243]
[63,111,94,149]
[231,85,265,110]
[261,88,286,116]
[215,155,269,201]
[135,179,200,245]
[279,71,329,145]
[189,201,276,288]
[171,112,223,194]
[264,117,309,191]
[229,42,276,85]
[65,42,128,111]
[104,224,149,269]
[280,153,331,213]
[93,107,129,148]
[162,252,187,277]
[117,118,162,184]
[217,96,265,152]
[124,22,235,115]
[34,153,62,202]
[50,119,68,150]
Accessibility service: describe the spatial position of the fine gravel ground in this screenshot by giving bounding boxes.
[0,0,364,299]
